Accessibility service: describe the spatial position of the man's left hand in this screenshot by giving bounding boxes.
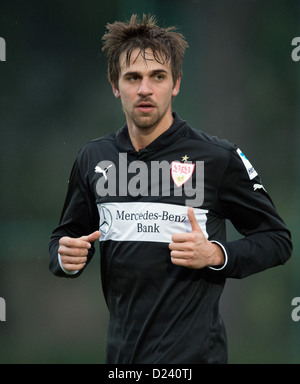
[169,207,225,269]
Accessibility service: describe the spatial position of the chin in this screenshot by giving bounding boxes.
[133,115,162,130]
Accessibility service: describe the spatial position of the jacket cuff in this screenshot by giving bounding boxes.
[208,240,228,271]
[58,253,80,275]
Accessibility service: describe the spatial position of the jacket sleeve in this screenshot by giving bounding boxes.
[49,154,99,278]
[217,148,292,279]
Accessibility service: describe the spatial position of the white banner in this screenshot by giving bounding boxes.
[98,202,208,243]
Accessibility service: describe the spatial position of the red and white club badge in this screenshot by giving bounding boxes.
[171,161,195,187]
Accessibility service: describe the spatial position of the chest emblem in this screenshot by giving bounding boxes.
[171,161,195,187]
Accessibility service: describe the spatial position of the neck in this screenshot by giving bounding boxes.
[127,111,174,152]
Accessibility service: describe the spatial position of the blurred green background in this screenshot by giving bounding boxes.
[0,0,299,364]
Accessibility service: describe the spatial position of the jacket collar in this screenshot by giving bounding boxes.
[116,112,187,155]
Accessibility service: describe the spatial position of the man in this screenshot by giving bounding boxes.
[49,14,292,364]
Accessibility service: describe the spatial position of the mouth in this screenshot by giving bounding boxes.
[136,101,155,114]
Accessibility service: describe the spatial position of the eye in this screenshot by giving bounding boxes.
[125,74,140,82]
[154,74,165,81]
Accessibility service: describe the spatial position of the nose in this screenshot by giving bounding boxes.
[138,77,152,96]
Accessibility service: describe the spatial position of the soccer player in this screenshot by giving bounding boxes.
[49,14,292,363]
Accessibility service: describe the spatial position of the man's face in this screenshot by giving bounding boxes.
[111,48,181,131]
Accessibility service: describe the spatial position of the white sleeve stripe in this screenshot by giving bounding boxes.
[58,253,80,275]
[208,241,228,271]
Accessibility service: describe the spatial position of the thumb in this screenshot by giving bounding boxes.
[81,230,101,243]
[187,207,201,232]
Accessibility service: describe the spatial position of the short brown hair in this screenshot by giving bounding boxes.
[101,14,188,86]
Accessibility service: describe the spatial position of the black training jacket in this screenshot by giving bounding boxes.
[49,112,292,364]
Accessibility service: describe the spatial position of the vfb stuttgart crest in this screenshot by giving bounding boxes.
[171,161,195,187]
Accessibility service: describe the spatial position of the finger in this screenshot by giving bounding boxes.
[59,237,92,249]
[170,250,190,259]
[187,207,201,232]
[58,244,89,257]
[171,254,195,268]
[80,230,101,243]
[62,261,86,271]
[60,255,88,265]
[171,232,191,243]
[169,239,194,258]
[87,230,101,242]
[169,240,192,251]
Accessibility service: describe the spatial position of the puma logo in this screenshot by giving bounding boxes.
[253,183,266,192]
[95,164,113,180]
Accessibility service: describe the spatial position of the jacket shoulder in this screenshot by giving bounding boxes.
[183,126,237,154]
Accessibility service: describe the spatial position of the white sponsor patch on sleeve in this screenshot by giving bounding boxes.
[237,148,258,180]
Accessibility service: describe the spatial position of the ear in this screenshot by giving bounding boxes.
[111,82,121,99]
[172,77,181,97]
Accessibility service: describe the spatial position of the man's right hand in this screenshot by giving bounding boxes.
[58,231,101,272]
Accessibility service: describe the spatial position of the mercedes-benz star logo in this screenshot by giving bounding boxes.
[99,206,113,235]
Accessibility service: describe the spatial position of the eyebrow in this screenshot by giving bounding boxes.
[122,69,169,78]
